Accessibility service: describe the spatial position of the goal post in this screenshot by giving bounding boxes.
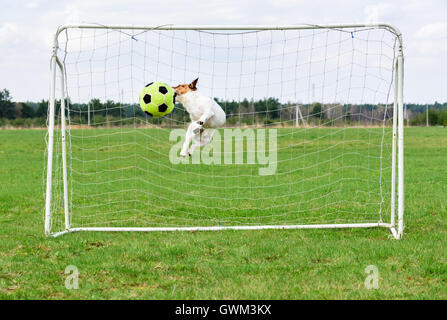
[45,23,404,238]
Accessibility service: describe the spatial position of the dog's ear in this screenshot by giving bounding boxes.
[189,78,199,90]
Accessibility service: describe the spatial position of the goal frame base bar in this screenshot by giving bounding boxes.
[50,223,398,239]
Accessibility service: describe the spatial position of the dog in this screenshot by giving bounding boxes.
[173,78,226,157]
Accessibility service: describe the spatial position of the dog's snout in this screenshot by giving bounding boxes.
[172,84,190,96]
[172,85,181,94]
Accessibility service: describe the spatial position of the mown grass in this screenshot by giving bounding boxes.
[0,127,446,299]
[52,126,393,229]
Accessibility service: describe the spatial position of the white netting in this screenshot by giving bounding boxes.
[46,25,399,234]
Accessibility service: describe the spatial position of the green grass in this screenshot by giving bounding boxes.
[0,127,446,299]
[53,126,393,230]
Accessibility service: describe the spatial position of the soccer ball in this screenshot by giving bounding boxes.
[139,82,175,118]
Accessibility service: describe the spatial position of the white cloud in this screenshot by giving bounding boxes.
[0,23,19,45]
[412,22,447,56]
[402,0,434,12]
[268,0,305,8]
[415,22,447,39]
[64,5,81,25]
[26,1,38,9]
[364,3,394,24]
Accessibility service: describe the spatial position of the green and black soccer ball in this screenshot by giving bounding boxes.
[139,82,175,118]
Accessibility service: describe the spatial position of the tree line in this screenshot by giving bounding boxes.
[1,88,447,127]
[410,109,447,126]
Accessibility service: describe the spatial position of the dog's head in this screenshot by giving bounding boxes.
[173,78,199,96]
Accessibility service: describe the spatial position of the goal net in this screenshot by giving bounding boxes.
[45,24,404,238]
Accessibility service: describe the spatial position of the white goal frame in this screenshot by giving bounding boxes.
[45,23,404,239]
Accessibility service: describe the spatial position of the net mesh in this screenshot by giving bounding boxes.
[46,25,399,234]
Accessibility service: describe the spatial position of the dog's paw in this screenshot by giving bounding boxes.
[180,151,188,157]
[192,122,204,135]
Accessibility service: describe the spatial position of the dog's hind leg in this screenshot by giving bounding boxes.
[188,129,215,155]
[180,123,195,157]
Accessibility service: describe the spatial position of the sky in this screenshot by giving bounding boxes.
[0,0,446,104]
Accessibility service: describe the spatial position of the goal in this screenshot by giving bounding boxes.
[45,24,404,238]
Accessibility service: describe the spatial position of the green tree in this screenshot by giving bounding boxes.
[20,102,35,118]
[35,100,48,117]
[89,98,102,114]
[254,98,280,119]
[311,103,324,119]
[103,100,123,117]
[0,89,16,119]
[428,109,438,126]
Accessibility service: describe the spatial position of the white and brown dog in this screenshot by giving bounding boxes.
[173,78,226,157]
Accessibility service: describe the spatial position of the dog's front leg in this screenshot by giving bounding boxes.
[199,109,214,123]
[180,123,194,157]
[192,109,215,134]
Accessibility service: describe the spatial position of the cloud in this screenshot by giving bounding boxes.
[64,5,81,25]
[415,22,447,39]
[363,3,394,24]
[412,22,447,55]
[26,1,38,9]
[268,0,305,8]
[0,23,20,45]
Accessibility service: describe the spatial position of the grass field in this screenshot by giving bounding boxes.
[0,127,446,299]
[52,126,394,232]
